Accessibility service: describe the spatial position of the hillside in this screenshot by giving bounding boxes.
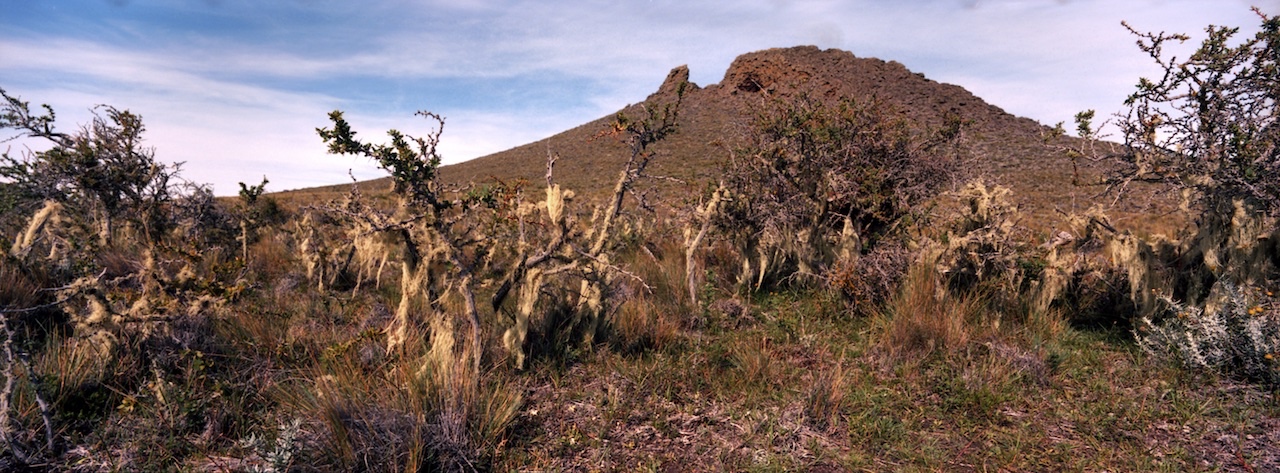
[277,46,1175,234]
[425,46,1169,234]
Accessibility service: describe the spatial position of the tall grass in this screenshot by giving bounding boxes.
[876,265,989,360]
[278,314,522,471]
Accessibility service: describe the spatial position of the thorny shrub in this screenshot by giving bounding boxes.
[1,88,190,247]
[1137,281,1280,387]
[714,95,965,295]
[0,89,245,467]
[1049,8,1280,383]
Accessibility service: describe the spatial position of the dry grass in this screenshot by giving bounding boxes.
[804,361,848,432]
[876,265,991,360]
[0,261,42,311]
[4,214,1274,471]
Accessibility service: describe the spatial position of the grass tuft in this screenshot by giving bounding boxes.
[876,265,988,360]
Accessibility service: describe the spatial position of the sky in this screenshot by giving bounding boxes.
[0,0,1274,195]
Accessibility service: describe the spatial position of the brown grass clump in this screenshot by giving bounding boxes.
[877,265,989,360]
[804,362,848,432]
[609,295,681,354]
[0,262,42,312]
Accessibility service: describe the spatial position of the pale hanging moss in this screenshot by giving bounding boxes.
[58,276,121,358]
[387,258,428,353]
[350,227,395,292]
[11,201,63,259]
[684,184,728,305]
[502,268,543,369]
[175,264,197,287]
[837,216,862,263]
[543,184,571,224]
[418,314,457,385]
[1108,232,1163,317]
[575,275,606,346]
[296,212,327,291]
[1018,205,1126,315]
[126,294,152,320]
[936,182,1023,291]
[186,294,222,318]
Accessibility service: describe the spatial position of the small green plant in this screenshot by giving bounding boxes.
[240,418,303,473]
[235,176,280,263]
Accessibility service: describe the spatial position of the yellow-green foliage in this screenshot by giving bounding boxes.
[1029,206,1120,315]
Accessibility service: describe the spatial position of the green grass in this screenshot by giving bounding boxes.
[487,278,1279,472]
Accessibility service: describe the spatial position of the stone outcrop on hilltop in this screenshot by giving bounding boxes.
[704,46,1039,132]
[654,64,695,97]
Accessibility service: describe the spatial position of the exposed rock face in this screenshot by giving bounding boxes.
[709,46,1035,131]
[721,46,824,96]
[654,64,696,98]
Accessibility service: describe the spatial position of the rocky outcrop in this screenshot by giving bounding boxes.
[652,64,697,99]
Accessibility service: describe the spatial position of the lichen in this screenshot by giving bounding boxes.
[11,201,64,259]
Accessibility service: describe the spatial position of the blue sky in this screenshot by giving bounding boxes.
[0,0,1272,194]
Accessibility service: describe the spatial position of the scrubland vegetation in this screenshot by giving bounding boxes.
[1,11,1279,472]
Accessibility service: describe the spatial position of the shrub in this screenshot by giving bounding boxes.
[307,88,684,469]
[1,88,184,247]
[1060,8,1280,306]
[1137,281,1280,386]
[715,95,964,293]
[0,89,241,468]
[1107,10,1280,218]
[1051,8,1280,383]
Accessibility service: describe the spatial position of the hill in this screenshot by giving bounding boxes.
[421,46,1170,235]
[274,46,1177,235]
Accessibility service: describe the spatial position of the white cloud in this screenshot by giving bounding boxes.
[2,0,1274,194]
